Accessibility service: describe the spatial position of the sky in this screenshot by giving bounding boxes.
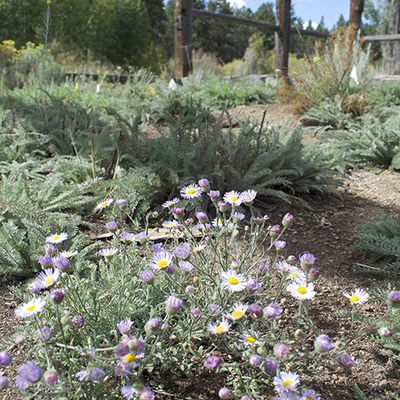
[227,0,372,28]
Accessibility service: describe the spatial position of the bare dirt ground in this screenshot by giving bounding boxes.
[1,104,399,399]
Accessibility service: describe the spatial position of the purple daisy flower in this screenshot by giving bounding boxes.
[75,367,106,382]
[18,361,42,383]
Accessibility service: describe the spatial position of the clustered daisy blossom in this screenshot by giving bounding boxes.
[220,270,247,292]
[223,190,242,206]
[287,281,316,301]
[46,232,68,244]
[180,184,202,199]
[225,302,248,320]
[34,268,60,289]
[343,288,369,305]
[207,318,231,335]
[95,198,113,211]
[148,251,173,270]
[273,371,300,392]
[15,298,46,318]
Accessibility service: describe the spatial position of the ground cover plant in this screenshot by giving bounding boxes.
[1,182,399,400]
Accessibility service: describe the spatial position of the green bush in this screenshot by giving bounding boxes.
[147,99,339,201]
[354,214,400,273]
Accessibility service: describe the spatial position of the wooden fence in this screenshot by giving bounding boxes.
[174,0,400,80]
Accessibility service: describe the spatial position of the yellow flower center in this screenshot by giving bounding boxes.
[100,201,108,208]
[290,273,298,278]
[231,310,244,319]
[44,277,54,285]
[215,325,226,334]
[187,188,196,195]
[230,196,238,202]
[283,379,292,388]
[52,235,60,241]
[245,336,256,343]
[26,305,36,312]
[227,277,238,285]
[218,219,223,226]
[193,277,199,283]
[297,286,307,295]
[124,353,136,363]
[156,259,168,269]
[349,295,360,304]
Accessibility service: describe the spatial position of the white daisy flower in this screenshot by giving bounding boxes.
[162,198,180,209]
[223,191,242,206]
[275,261,292,273]
[148,251,173,270]
[287,281,315,301]
[95,198,113,211]
[121,351,145,365]
[99,248,119,258]
[239,331,260,346]
[240,190,257,204]
[180,184,202,199]
[220,270,247,292]
[211,218,233,229]
[343,288,369,306]
[273,371,300,392]
[60,250,78,258]
[162,220,180,229]
[46,232,68,244]
[35,268,60,289]
[15,298,46,318]
[225,302,248,320]
[207,318,231,335]
[286,266,306,282]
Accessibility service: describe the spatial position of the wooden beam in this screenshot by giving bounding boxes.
[276,0,291,83]
[363,33,400,42]
[174,0,192,78]
[192,9,329,38]
[192,9,278,31]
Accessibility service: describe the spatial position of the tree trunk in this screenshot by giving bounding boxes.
[349,0,364,32]
[382,0,400,74]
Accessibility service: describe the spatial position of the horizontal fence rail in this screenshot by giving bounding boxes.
[192,9,329,39]
[363,34,400,42]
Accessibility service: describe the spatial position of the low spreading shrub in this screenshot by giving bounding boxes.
[0,183,398,399]
[354,214,400,274]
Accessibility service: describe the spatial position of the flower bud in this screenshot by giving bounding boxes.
[273,342,289,359]
[204,355,223,371]
[71,315,84,328]
[198,178,210,192]
[0,376,9,390]
[144,317,162,334]
[337,353,356,368]
[219,387,231,399]
[166,296,183,314]
[44,370,58,385]
[282,213,294,227]
[218,202,227,212]
[314,334,334,353]
[249,354,261,367]
[263,359,278,374]
[378,327,391,337]
[49,289,65,304]
[0,351,12,367]
[387,291,400,308]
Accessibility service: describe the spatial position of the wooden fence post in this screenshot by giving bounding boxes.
[174,0,193,78]
[276,0,291,83]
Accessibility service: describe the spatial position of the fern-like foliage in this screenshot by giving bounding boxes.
[354,214,400,272]
[311,111,400,172]
[146,98,340,201]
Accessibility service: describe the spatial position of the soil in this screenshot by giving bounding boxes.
[1,104,400,399]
